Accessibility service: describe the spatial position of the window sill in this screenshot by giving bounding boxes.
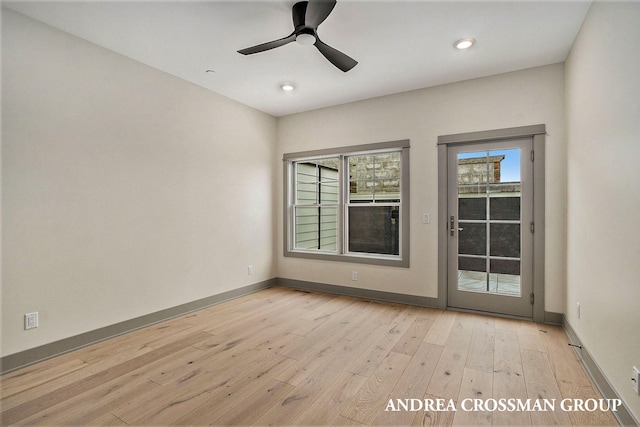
[284,249,409,268]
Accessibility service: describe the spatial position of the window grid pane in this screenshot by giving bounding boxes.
[294,206,338,251]
[346,151,402,255]
[348,152,401,203]
[348,205,400,255]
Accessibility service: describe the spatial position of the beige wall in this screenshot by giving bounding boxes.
[565,2,640,421]
[1,10,277,357]
[4,3,639,419]
[277,63,566,313]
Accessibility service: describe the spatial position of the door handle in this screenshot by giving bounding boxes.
[450,216,464,235]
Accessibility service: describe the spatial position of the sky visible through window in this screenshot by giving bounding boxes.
[458,149,521,183]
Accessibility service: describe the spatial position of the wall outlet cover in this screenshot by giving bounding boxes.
[25,312,39,330]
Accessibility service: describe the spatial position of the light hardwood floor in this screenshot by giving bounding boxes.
[1,286,619,426]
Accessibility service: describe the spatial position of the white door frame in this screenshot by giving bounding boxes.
[437,124,546,322]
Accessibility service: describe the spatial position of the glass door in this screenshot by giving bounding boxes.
[447,138,533,318]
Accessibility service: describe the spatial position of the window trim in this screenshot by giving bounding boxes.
[283,140,410,268]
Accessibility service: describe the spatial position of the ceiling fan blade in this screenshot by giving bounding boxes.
[314,37,357,72]
[238,32,296,55]
[305,0,337,28]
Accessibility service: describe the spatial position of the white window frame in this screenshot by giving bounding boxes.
[293,157,340,252]
[283,140,410,267]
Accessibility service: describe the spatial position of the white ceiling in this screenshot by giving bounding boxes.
[4,1,591,117]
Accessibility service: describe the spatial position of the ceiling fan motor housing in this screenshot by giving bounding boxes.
[238,0,357,72]
[293,2,317,44]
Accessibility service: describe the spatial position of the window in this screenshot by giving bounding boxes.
[284,140,410,267]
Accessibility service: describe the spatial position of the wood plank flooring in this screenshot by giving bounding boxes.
[1,286,619,426]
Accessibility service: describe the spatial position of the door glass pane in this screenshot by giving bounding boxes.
[490,223,521,258]
[490,197,520,220]
[458,223,486,255]
[456,148,522,296]
[459,198,486,220]
[458,256,486,272]
[491,259,520,276]
[490,259,521,296]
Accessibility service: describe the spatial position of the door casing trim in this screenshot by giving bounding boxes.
[437,124,546,323]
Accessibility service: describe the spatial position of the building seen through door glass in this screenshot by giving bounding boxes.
[457,149,522,296]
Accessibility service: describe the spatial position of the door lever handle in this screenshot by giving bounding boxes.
[450,216,463,235]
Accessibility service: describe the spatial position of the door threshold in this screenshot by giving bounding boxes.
[446,306,533,322]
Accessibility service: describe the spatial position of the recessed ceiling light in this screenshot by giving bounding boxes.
[454,38,475,50]
[281,84,295,92]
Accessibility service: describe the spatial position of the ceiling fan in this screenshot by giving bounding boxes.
[237,0,357,72]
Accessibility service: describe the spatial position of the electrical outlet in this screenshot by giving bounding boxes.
[351,271,358,281]
[576,302,581,319]
[247,265,253,275]
[25,312,39,330]
[632,366,639,395]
